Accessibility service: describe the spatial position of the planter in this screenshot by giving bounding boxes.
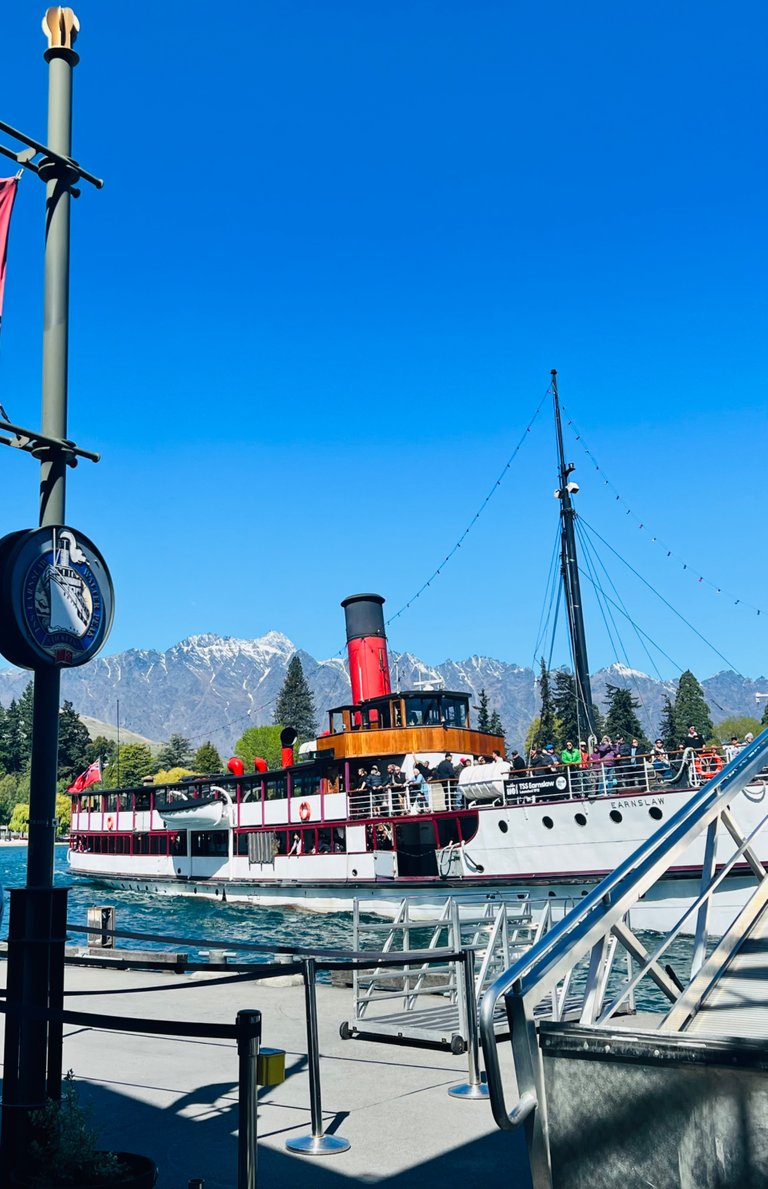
[11,1151,158,1189]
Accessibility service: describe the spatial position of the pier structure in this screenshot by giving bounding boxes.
[480,729,768,1189]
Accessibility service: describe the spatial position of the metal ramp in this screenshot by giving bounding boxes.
[340,893,569,1050]
[478,731,768,1189]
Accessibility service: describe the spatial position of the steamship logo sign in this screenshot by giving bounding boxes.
[0,526,114,669]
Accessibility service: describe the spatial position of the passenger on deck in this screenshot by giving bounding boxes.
[683,725,704,751]
[491,749,505,763]
[542,744,560,770]
[434,754,457,781]
[579,742,590,768]
[510,750,527,773]
[528,746,547,770]
[652,740,671,779]
[365,767,385,806]
[409,766,430,810]
[561,741,581,766]
[387,764,407,810]
[354,767,368,791]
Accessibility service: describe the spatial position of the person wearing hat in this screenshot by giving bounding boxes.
[511,750,527,773]
[543,743,560,771]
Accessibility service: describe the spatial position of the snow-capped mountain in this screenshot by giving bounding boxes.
[0,636,764,754]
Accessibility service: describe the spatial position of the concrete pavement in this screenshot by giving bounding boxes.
[0,961,533,1188]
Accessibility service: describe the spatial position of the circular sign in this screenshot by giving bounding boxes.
[555,776,568,791]
[0,526,114,669]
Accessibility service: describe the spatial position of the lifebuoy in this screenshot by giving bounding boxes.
[299,801,311,822]
[106,815,115,831]
[694,751,724,779]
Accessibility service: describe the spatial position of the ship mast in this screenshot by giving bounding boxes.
[551,369,597,742]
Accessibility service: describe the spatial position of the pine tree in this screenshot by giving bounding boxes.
[762,703,768,730]
[57,701,92,783]
[538,659,557,747]
[604,685,649,748]
[477,689,490,732]
[193,741,223,773]
[658,696,677,751]
[156,733,192,770]
[488,709,505,741]
[16,684,34,769]
[552,670,579,747]
[274,656,317,742]
[673,670,714,746]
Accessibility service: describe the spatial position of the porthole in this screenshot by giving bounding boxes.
[574,813,587,826]
[498,820,509,833]
[542,816,554,830]
[548,890,556,897]
[610,810,623,823]
[351,868,358,877]
[649,806,663,821]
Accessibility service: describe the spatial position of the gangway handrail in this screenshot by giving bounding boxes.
[478,729,768,1137]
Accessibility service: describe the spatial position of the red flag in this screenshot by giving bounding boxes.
[0,177,18,328]
[67,758,102,793]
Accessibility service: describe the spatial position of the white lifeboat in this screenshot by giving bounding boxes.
[156,786,230,830]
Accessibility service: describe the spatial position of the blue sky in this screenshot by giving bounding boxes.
[0,1,766,682]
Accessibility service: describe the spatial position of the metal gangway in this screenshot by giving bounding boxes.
[340,892,575,1051]
[479,729,768,1189]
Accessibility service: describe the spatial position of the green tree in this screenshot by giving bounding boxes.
[192,741,223,773]
[488,709,505,741]
[87,735,117,767]
[154,767,194,785]
[234,725,284,772]
[538,659,557,747]
[713,716,762,746]
[476,689,490,732]
[274,656,317,742]
[658,696,677,751]
[0,685,34,775]
[57,701,92,783]
[762,702,768,729]
[156,733,192,770]
[673,670,714,745]
[524,715,541,758]
[552,670,579,747]
[604,685,649,749]
[9,803,29,835]
[55,792,71,836]
[0,773,23,824]
[102,743,154,788]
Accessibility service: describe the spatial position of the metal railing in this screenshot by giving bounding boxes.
[477,729,768,1189]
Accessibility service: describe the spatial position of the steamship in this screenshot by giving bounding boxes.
[66,382,768,925]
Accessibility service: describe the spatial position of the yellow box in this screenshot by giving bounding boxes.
[257,1047,286,1086]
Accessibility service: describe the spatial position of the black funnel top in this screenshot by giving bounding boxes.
[341,593,386,642]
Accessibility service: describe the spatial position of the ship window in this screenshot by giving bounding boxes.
[442,697,469,728]
[135,791,152,812]
[264,775,286,801]
[191,831,228,856]
[330,711,346,733]
[610,810,623,823]
[291,772,319,799]
[574,813,587,826]
[649,806,663,820]
[103,794,119,813]
[404,697,441,727]
[542,816,554,829]
[170,832,187,856]
[498,820,509,834]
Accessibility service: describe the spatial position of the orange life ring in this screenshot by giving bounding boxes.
[694,751,724,778]
[299,801,311,822]
[106,815,115,831]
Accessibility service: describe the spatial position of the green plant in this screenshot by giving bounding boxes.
[24,1071,128,1186]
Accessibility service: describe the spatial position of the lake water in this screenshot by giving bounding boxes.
[0,845,695,1011]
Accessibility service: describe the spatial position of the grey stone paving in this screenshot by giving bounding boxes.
[0,962,533,1188]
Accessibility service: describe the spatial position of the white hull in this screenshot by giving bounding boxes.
[69,775,768,934]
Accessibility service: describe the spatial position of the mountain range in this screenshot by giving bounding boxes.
[0,633,766,756]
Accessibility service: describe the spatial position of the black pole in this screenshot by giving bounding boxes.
[551,370,597,741]
[0,14,82,1182]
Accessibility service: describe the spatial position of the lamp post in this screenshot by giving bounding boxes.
[0,10,111,1179]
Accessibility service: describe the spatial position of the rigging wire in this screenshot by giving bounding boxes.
[561,402,766,619]
[575,521,657,738]
[578,514,741,674]
[384,386,551,629]
[577,518,665,680]
[531,524,562,665]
